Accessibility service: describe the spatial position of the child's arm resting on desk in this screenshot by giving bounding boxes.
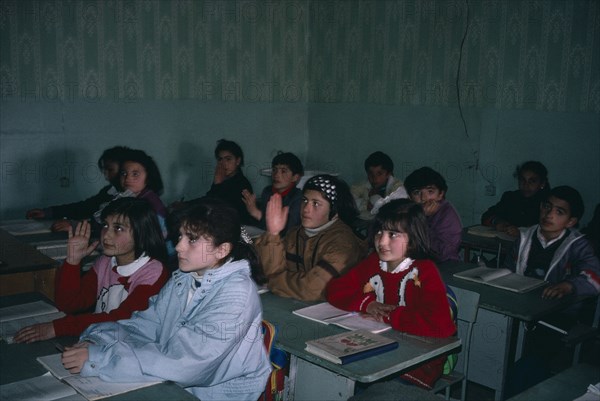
[78,277,268,389]
[545,239,600,298]
[327,252,379,312]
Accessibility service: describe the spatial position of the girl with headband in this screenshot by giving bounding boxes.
[254,174,368,301]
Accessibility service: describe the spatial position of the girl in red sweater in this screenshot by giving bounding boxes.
[326,199,455,389]
[14,197,169,343]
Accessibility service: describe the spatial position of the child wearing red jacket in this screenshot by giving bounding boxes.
[15,197,169,343]
[327,199,455,389]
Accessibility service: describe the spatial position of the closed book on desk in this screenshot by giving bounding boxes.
[293,302,391,333]
[305,329,398,365]
[453,266,547,293]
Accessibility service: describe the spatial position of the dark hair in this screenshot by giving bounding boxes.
[97,146,131,170]
[121,149,164,194]
[514,161,549,187]
[100,197,167,264]
[546,185,584,221]
[303,174,359,225]
[214,139,244,167]
[404,167,448,194]
[370,199,435,260]
[364,151,394,174]
[176,198,265,284]
[272,152,304,176]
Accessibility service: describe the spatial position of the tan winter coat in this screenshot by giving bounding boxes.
[255,219,368,301]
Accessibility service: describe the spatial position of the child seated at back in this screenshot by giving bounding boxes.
[242,151,304,233]
[60,199,271,401]
[15,197,169,343]
[326,199,456,389]
[404,167,462,263]
[503,186,600,396]
[351,151,407,219]
[206,139,254,224]
[503,185,600,299]
[26,146,130,232]
[482,161,550,237]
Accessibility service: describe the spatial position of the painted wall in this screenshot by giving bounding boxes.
[1,99,308,217]
[1,1,598,225]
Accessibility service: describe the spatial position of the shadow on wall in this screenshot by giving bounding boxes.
[167,141,211,202]
[9,148,99,218]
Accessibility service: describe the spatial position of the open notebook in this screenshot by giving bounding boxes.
[37,354,162,400]
[453,266,547,293]
[293,302,391,333]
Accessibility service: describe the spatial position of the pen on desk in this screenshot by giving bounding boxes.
[537,320,568,335]
[54,341,65,352]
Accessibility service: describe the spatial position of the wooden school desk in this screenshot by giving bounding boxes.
[0,229,59,301]
[0,293,198,401]
[440,261,596,401]
[461,225,516,268]
[260,292,461,401]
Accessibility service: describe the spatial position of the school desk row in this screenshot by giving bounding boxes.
[0,292,460,401]
[1,223,596,400]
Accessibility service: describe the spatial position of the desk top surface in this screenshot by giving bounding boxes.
[260,292,461,383]
[507,363,600,401]
[461,225,517,248]
[0,229,59,274]
[439,262,592,322]
[0,293,197,400]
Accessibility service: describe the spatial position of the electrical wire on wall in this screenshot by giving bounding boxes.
[456,0,492,186]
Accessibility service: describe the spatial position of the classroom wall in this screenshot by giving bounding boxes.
[305,0,600,225]
[1,1,598,225]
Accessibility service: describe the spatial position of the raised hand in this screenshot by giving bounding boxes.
[242,189,261,220]
[265,193,289,236]
[213,163,227,184]
[66,221,99,265]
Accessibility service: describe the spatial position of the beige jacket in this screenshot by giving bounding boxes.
[255,219,368,301]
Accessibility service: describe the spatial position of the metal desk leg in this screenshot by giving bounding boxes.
[288,355,355,401]
[515,321,526,362]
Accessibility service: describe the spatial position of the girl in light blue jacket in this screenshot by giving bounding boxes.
[61,198,272,401]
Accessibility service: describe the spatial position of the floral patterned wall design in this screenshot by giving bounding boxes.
[1,0,598,112]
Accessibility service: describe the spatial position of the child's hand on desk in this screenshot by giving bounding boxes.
[495,222,520,237]
[62,343,90,374]
[366,302,396,321]
[51,219,72,232]
[13,322,56,343]
[26,208,45,219]
[66,221,99,265]
[542,282,573,299]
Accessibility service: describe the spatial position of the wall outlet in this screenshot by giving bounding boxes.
[485,184,496,196]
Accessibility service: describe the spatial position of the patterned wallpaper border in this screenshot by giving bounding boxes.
[1,0,598,112]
